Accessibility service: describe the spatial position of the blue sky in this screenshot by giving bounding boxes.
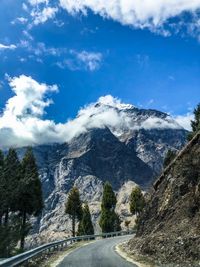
[0,0,200,146]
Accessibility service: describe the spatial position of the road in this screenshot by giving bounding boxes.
[57,235,138,267]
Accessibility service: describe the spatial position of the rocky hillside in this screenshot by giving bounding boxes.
[16,99,187,245]
[126,132,200,266]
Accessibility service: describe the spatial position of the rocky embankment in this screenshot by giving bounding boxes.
[125,133,200,266]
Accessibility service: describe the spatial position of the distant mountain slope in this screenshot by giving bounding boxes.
[126,132,200,265]
[15,98,187,245]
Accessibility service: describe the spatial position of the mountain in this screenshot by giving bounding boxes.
[16,98,187,245]
[126,132,200,266]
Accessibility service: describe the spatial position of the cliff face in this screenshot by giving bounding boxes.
[127,133,200,265]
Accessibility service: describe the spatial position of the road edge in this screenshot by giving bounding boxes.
[115,241,153,267]
[51,240,96,267]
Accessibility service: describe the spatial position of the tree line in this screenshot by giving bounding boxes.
[65,181,145,237]
[0,148,145,258]
[0,148,43,257]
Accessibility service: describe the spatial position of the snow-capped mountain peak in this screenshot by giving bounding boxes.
[96,95,135,110]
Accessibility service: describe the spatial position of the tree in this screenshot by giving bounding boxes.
[65,187,82,237]
[188,103,200,140]
[0,216,20,258]
[163,150,177,169]
[17,147,43,250]
[3,148,21,225]
[77,203,94,236]
[0,149,21,257]
[0,150,5,226]
[130,186,145,216]
[99,182,121,233]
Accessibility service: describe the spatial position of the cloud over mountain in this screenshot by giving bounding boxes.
[0,75,188,147]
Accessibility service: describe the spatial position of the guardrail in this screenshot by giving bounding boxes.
[0,230,134,267]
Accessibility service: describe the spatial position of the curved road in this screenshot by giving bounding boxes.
[58,235,138,267]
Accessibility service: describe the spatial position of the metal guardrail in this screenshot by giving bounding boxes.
[0,230,134,267]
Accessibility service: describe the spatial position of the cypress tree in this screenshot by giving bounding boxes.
[0,216,20,257]
[130,186,145,216]
[3,148,21,225]
[65,187,82,237]
[77,203,94,236]
[17,147,43,250]
[0,149,21,257]
[188,103,200,140]
[99,182,121,233]
[0,150,5,226]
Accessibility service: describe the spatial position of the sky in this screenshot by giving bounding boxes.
[0,0,200,147]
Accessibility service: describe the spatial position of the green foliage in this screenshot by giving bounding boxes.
[0,150,5,223]
[65,187,82,237]
[130,186,145,216]
[99,182,121,233]
[101,182,116,210]
[3,148,22,218]
[77,203,94,236]
[188,103,200,140]
[18,147,43,216]
[17,147,43,250]
[0,147,43,254]
[0,149,22,257]
[163,150,177,169]
[0,215,21,258]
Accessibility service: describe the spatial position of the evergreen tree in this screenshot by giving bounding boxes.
[3,148,21,225]
[112,212,121,232]
[188,103,200,140]
[99,182,121,233]
[0,216,20,258]
[77,203,94,236]
[65,187,82,237]
[0,150,5,226]
[130,186,145,216]
[163,150,177,169]
[0,149,21,257]
[17,147,43,250]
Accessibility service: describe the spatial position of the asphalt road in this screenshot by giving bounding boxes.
[58,235,138,267]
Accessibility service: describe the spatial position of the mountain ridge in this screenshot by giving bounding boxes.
[13,99,188,245]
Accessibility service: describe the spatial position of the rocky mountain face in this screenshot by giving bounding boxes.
[126,133,200,266]
[16,100,187,245]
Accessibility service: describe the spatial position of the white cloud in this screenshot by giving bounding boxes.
[0,78,185,148]
[174,113,194,131]
[11,17,28,25]
[59,0,200,33]
[0,75,59,147]
[31,6,58,25]
[76,50,102,71]
[0,43,17,50]
[19,41,64,58]
[57,50,103,71]
[28,0,49,5]
[32,42,62,56]
[22,3,29,11]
